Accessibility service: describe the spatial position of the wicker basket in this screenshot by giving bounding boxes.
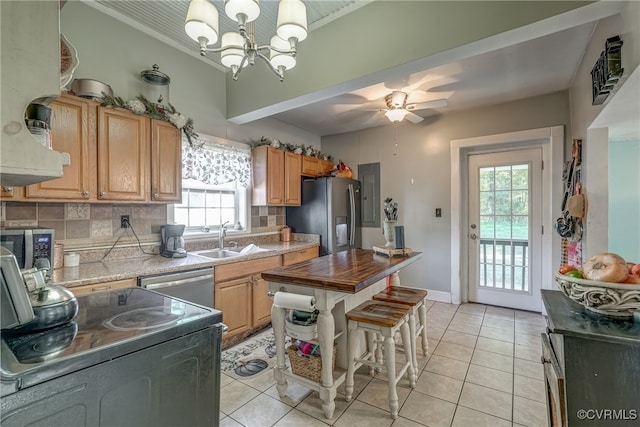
[287,344,337,382]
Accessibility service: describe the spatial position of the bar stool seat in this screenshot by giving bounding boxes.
[345,300,416,419]
[373,286,429,373]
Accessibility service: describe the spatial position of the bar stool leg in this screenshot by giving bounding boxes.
[366,331,376,376]
[399,321,416,387]
[406,307,418,374]
[418,301,429,356]
[345,322,358,402]
[383,334,399,418]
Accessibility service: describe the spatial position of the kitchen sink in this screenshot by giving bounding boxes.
[192,245,271,259]
[193,249,242,259]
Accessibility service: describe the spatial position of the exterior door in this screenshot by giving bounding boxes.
[468,149,543,311]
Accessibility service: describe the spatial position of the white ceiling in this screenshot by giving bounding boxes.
[87,1,610,137]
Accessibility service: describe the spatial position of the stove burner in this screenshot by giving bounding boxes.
[103,306,185,331]
[2,321,78,364]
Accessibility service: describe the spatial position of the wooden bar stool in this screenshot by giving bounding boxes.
[345,300,416,419]
[373,286,429,373]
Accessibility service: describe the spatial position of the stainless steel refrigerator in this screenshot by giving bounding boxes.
[286,177,361,256]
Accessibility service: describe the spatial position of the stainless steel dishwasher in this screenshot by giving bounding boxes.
[138,267,215,309]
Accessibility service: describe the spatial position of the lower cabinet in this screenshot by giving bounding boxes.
[215,255,281,347]
[68,278,137,297]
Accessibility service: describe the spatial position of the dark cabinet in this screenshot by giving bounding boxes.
[541,290,640,426]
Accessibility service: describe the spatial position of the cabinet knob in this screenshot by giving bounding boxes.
[153,192,159,199]
[100,191,106,197]
[82,190,90,197]
[2,186,13,192]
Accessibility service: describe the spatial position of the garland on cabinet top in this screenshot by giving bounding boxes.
[100,93,199,147]
[251,137,332,161]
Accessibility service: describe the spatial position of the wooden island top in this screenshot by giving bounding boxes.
[261,248,422,293]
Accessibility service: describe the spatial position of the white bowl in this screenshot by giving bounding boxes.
[554,272,640,317]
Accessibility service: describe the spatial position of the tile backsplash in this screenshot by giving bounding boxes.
[1,202,288,248]
[1,202,167,247]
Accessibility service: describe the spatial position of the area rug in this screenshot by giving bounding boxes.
[220,327,292,380]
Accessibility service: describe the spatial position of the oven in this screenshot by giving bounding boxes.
[1,287,224,426]
[138,267,214,309]
[541,332,567,427]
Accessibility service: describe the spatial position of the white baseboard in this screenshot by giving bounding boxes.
[426,289,452,304]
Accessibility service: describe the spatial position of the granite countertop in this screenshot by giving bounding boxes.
[542,289,640,345]
[52,241,319,288]
[261,248,423,293]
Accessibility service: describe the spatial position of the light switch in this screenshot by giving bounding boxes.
[435,208,442,217]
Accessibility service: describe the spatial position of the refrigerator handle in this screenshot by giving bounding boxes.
[348,183,356,246]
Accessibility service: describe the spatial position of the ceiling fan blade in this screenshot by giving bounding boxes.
[406,98,448,111]
[405,111,424,124]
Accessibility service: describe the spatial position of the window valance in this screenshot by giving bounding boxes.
[182,136,251,188]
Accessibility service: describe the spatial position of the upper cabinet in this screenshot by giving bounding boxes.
[11,95,182,203]
[25,95,95,200]
[150,120,182,202]
[0,1,70,186]
[252,145,301,206]
[97,106,150,201]
[301,155,334,177]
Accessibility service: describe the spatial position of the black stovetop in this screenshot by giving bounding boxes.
[1,288,222,394]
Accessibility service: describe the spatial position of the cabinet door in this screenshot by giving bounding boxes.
[97,107,149,201]
[284,152,301,206]
[215,276,252,339]
[318,159,334,176]
[266,147,285,204]
[301,155,318,177]
[25,95,95,200]
[150,119,181,202]
[252,275,272,327]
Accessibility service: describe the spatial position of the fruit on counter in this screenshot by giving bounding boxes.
[565,270,584,279]
[622,274,640,284]
[559,264,578,274]
[582,253,629,283]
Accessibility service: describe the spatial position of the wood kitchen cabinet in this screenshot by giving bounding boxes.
[10,95,182,203]
[68,278,137,297]
[301,156,334,177]
[150,120,182,202]
[252,145,301,206]
[215,255,282,346]
[97,106,149,201]
[282,246,319,266]
[24,94,95,200]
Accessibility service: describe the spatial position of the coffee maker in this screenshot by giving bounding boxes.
[160,224,187,258]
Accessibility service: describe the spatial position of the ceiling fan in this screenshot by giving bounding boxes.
[381,91,447,123]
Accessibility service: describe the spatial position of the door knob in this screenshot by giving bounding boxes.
[470,233,477,240]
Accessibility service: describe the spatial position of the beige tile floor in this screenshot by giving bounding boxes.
[220,301,548,427]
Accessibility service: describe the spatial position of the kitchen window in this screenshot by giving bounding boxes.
[169,135,251,233]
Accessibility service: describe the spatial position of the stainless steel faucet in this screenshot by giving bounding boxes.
[219,221,229,249]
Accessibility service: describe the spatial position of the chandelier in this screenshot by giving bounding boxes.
[185,0,307,82]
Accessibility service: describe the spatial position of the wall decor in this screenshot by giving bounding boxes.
[590,36,623,105]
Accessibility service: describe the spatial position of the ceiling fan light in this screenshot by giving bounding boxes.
[277,0,307,42]
[224,0,260,23]
[270,36,296,70]
[220,32,246,68]
[185,0,219,45]
[385,109,408,123]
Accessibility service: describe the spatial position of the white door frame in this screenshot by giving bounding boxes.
[450,126,564,307]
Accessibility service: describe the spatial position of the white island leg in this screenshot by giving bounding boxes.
[271,304,288,397]
[317,308,336,419]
